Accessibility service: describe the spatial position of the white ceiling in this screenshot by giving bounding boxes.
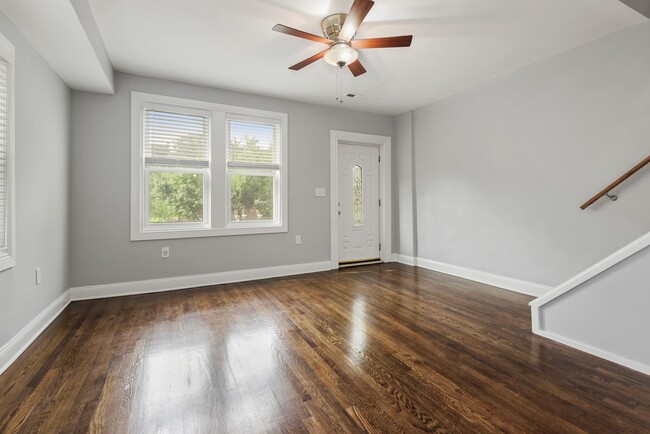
[0,0,114,93]
[2,0,648,114]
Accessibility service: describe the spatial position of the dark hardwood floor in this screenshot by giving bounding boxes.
[0,263,648,433]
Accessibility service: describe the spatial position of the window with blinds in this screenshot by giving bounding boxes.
[226,118,281,169]
[131,92,287,240]
[0,36,14,270]
[143,108,211,226]
[226,116,282,224]
[0,55,9,258]
[144,109,210,168]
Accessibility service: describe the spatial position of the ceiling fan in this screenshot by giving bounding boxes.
[272,0,413,77]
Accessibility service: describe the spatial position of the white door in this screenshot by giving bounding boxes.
[338,144,380,263]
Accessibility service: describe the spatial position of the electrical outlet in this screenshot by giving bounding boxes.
[162,246,170,258]
[295,235,302,245]
[35,268,42,286]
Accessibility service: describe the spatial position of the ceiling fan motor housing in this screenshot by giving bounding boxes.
[321,13,351,41]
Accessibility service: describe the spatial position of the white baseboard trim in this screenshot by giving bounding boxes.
[0,289,71,376]
[70,260,332,301]
[0,261,332,377]
[535,329,650,376]
[394,254,416,266]
[414,257,552,297]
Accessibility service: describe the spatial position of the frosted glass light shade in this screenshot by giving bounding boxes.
[324,43,359,67]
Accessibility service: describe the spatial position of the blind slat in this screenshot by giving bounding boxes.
[226,118,281,166]
[144,109,210,167]
[145,157,209,168]
[0,55,7,251]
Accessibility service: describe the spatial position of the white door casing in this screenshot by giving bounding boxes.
[330,130,392,269]
[338,145,380,262]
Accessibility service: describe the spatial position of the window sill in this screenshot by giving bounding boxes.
[0,254,16,273]
[131,224,287,241]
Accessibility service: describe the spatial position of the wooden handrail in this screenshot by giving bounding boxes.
[580,155,650,210]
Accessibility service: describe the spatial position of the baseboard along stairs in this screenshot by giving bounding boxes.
[530,232,650,375]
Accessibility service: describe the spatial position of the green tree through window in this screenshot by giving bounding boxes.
[230,174,273,221]
[149,172,204,223]
[229,133,275,221]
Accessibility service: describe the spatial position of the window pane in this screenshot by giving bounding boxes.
[144,109,210,168]
[227,119,280,166]
[148,172,204,224]
[230,174,274,222]
[0,56,7,251]
[353,165,363,226]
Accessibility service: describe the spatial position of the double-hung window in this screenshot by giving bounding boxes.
[131,93,288,240]
[226,115,282,226]
[0,32,15,272]
[143,107,211,230]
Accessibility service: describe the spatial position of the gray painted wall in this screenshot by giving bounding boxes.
[410,22,650,286]
[394,111,415,258]
[541,244,650,367]
[69,73,393,287]
[0,12,70,347]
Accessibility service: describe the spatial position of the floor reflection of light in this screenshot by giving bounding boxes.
[140,344,206,432]
[349,297,368,364]
[132,316,305,431]
[226,326,276,385]
[225,324,279,430]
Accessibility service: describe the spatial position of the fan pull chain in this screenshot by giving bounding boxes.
[336,67,344,105]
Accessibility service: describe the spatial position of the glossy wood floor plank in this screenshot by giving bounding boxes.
[0,263,649,433]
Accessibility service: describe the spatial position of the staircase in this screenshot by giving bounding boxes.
[530,232,650,374]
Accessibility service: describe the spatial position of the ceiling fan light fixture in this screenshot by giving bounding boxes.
[273,0,412,77]
[324,42,358,68]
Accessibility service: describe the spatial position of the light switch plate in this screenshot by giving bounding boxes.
[315,187,326,197]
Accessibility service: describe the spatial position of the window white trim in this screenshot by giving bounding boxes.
[0,32,15,272]
[131,92,288,241]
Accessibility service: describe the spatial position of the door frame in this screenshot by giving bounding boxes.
[330,130,392,269]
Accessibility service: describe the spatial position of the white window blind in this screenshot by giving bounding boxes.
[226,117,281,169]
[131,92,288,240]
[0,55,8,254]
[144,109,210,168]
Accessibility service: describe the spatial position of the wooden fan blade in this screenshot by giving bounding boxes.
[348,60,367,77]
[339,0,375,42]
[273,24,333,45]
[289,48,330,71]
[351,35,413,49]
